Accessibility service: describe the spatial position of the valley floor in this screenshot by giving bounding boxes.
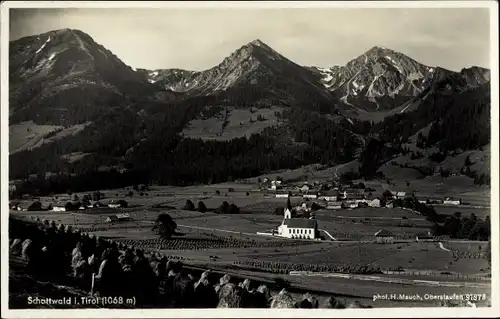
[8,176,492,308]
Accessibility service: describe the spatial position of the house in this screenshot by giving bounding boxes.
[303,193,318,199]
[84,201,103,209]
[296,202,308,211]
[344,191,365,200]
[271,180,282,189]
[299,184,311,193]
[9,202,20,210]
[418,200,428,204]
[52,205,66,212]
[116,213,131,221]
[275,192,289,198]
[443,198,461,205]
[375,229,394,244]
[296,202,315,212]
[415,231,434,242]
[318,192,339,201]
[396,192,406,199]
[326,201,343,210]
[108,199,128,208]
[386,201,394,208]
[277,208,318,239]
[105,215,119,223]
[345,202,358,209]
[368,198,381,208]
[390,191,406,199]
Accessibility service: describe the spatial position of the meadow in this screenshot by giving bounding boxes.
[9,177,491,305]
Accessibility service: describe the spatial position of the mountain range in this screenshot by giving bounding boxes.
[8,29,491,192]
[136,42,489,117]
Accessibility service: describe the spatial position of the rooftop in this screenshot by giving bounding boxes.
[284,218,317,229]
[375,229,394,237]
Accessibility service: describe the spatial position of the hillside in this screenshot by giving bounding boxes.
[8,29,491,194]
[9,28,179,126]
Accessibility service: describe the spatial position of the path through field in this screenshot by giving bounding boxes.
[319,229,337,240]
[177,224,273,238]
[438,242,451,252]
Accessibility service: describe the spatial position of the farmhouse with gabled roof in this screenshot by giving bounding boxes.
[375,229,394,243]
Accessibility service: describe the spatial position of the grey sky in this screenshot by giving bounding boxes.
[9,7,491,72]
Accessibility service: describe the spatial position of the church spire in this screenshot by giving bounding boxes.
[286,197,292,210]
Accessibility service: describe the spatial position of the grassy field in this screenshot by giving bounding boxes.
[9,121,62,154]
[181,106,283,141]
[9,121,90,154]
[9,174,492,305]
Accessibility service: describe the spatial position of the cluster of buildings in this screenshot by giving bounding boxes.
[271,178,465,211]
[9,199,129,212]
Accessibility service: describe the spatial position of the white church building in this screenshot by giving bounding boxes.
[277,208,319,240]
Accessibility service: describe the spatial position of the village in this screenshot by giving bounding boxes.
[8,176,470,246]
[264,177,462,207]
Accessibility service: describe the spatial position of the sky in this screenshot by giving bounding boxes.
[9,7,491,72]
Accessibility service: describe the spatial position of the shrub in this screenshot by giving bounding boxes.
[183,200,195,211]
[197,201,207,213]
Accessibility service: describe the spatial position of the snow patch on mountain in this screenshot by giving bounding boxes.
[35,37,51,54]
[385,55,404,74]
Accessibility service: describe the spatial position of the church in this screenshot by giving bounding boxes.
[276,199,319,239]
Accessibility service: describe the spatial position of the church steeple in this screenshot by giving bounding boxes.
[284,197,292,219]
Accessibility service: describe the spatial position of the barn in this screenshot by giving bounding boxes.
[299,184,311,193]
[275,192,289,198]
[52,205,66,212]
[303,194,318,199]
[105,213,131,223]
[375,229,394,244]
[326,201,342,210]
[318,191,339,201]
[108,199,128,208]
[443,198,461,205]
[415,231,434,242]
[368,198,381,207]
